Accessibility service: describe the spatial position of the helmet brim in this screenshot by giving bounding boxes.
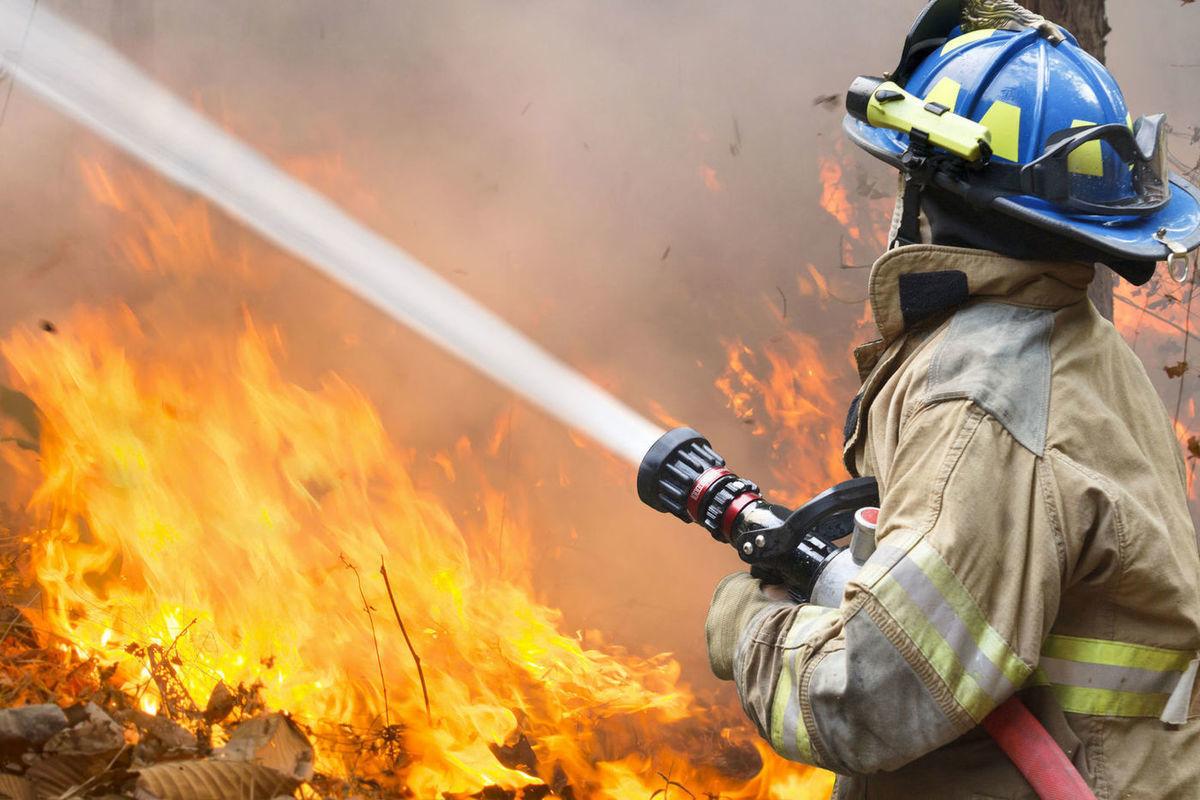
[843,114,1200,266]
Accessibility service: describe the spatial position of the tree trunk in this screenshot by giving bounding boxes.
[1024,0,1115,320]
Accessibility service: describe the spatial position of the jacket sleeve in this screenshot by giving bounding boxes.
[707,399,1064,775]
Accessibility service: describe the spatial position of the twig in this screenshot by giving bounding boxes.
[1176,272,1199,428]
[380,558,432,725]
[341,555,390,729]
[650,770,696,800]
[775,286,787,319]
[164,617,198,660]
[57,743,129,799]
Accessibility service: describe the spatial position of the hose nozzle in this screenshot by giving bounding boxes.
[637,427,763,541]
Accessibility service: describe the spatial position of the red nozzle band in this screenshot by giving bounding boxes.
[688,467,733,522]
[721,491,762,540]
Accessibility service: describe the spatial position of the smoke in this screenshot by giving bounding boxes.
[0,0,1196,689]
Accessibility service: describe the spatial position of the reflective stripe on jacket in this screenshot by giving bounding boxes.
[709,245,1200,799]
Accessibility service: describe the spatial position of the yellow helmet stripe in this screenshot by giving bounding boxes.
[924,77,962,113]
[941,28,996,56]
[978,100,1022,162]
[1067,119,1105,177]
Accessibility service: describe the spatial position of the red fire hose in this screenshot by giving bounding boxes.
[982,697,1097,800]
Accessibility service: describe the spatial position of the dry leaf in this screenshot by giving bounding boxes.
[217,714,313,782]
[44,705,123,758]
[1166,361,1190,379]
[0,706,67,756]
[1187,436,1200,461]
[116,711,196,764]
[26,753,113,800]
[0,774,35,800]
[132,759,297,800]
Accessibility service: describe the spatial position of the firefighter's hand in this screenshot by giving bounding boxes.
[705,572,795,681]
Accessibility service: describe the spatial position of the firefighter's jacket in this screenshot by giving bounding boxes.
[706,245,1200,798]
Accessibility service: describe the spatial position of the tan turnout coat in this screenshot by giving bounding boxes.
[706,245,1200,799]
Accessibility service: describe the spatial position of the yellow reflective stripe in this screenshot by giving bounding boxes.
[1042,634,1194,673]
[941,28,995,55]
[907,542,1030,689]
[769,606,836,762]
[769,649,815,763]
[783,605,839,648]
[1067,119,1104,176]
[769,652,797,754]
[1029,669,1172,717]
[1031,635,1196,718]
[873,540,1031,722]
[876,573,992,721]
[979,101,1022,161]
[924,77,962,113]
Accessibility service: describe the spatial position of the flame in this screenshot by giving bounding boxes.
[715,328,850,507]
[818,157,858,240]
[0,155,834,797]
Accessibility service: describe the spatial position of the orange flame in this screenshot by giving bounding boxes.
[817,158,858,241]
[715,329,851,507]
[0,155,837,797]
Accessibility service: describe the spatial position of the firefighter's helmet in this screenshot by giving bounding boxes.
[844,0,1200,284]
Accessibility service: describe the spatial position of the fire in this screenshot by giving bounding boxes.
[0,155,837,797]
[715,328,850,508]
[818,157,857,240]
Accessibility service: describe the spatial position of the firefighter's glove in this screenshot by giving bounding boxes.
[705,572,792,681]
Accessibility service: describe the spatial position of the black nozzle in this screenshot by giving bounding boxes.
[637,427,763,541]
[846,75,886,123]
[637,427,724,522]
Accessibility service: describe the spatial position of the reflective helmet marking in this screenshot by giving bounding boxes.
[980,101,1022,162]
[925,78,963,112]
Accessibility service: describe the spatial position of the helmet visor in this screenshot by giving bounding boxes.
[1023,115,1170,216]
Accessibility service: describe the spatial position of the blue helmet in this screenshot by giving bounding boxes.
[844,0,1200,284]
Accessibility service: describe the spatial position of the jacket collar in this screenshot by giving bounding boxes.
[867,244,1095,344]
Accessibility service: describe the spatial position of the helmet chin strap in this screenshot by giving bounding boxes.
[889,174,930,249]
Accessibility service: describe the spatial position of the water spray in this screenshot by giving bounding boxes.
[0,0,662,466]
[0,0,880,604]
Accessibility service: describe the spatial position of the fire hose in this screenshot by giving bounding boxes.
[637,427,1097,800]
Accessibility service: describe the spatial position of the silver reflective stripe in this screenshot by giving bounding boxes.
[889,555,1016,703]
[1162,658,1199,725]
[853,542,910,589]
[1039,655,1183,696]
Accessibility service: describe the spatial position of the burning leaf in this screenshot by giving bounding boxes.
[1166,361,1190,379]
[488,731,537,775]
[216,713,313,782]
[145,645,199,723]
[201,683,234,726]
[131,759,298,800]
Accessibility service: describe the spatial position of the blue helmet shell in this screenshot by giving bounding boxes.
[844,25,1200,267]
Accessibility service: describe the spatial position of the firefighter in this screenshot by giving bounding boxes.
[704,1,1200,797]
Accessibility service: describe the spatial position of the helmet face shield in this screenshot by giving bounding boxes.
[1016,116,1171,215]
